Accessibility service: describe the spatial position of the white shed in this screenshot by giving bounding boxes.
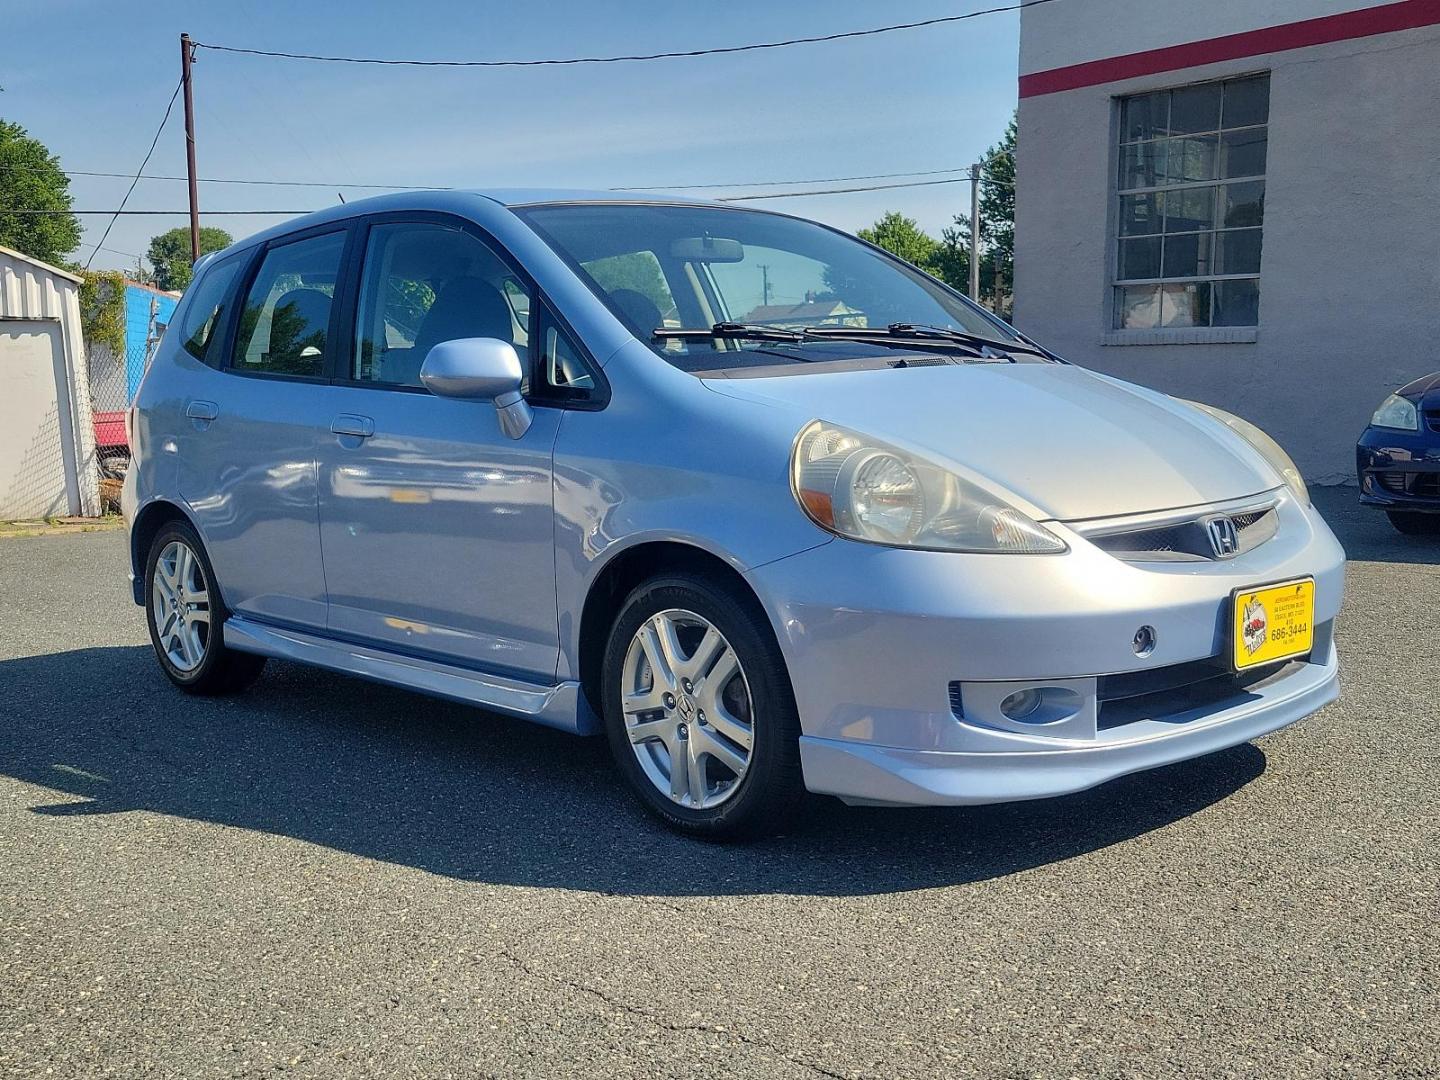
[0,244,100,519]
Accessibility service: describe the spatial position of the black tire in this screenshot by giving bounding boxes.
[1386,511,1440,536]
[600,571,804,839]
[144,521,266,695]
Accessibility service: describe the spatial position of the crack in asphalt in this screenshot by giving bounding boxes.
[495,947,852,1080]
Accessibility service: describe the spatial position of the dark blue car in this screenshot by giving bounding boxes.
[1356,371,1440,535]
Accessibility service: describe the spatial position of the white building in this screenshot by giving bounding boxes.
[0,245,100,519]
[1014,0,1440,482]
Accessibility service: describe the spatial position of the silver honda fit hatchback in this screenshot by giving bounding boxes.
[123,190,1344,837]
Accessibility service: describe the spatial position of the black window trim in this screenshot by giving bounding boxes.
[325,208,610,410]
[529,298,610,410]
[221,221,357,385]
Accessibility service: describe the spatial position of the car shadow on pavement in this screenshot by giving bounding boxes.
[1,645,1266,897]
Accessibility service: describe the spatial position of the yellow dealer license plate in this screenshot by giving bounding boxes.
[1232,578,1315,671]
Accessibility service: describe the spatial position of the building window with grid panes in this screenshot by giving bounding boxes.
[1114,74,1269,331]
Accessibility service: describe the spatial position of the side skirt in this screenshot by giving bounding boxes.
[223,615,597,735]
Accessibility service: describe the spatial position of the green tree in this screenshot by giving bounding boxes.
[978,116,1016,301]
[147,226,233,292]
[857,211,940,270]
[944,115,1016,313]
[931,228,972,295]
[0,120,81,265]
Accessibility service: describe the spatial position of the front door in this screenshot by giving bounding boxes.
[315,219,562,680]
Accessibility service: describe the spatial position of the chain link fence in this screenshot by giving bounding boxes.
[85,284,176,513]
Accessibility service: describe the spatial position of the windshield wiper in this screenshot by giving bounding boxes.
[651,322,807,344]
[884,324,1053,359]
[802,323,1052,359]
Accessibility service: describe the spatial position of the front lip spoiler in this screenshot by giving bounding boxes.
[1359,492,1440,512]
[797,643,1338,807]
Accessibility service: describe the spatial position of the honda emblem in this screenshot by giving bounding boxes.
[1205,516,1240,559]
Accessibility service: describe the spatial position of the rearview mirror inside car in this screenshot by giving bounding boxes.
[668,236,745,263]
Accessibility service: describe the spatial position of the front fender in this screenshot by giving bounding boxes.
[551,343,831,678]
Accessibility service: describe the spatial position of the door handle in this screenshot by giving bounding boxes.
[331,414,375,439]
[185,400,218,421]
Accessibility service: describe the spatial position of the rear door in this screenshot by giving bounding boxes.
[177,227,348,629]
[314,215,570,679]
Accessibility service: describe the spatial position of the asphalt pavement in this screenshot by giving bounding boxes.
[1,488,1436,1078]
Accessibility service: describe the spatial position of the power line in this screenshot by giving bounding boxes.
[0,165,448,190]
[12,209,314,215]
[12,171,1015,217]
[718,175,1012,201]
[6,163,975,191]
[613,166,972,190]
[192,0,1059,67]
[3,163,1015,197]
[13,172,1015,217]
[78,241,143,260]
[85,79,183,270]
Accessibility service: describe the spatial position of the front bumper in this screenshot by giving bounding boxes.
[746,492,1345,807]
[1356,426,1440,513]
[798,641,1337,805]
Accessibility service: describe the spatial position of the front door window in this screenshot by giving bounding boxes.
[352,222,531,388]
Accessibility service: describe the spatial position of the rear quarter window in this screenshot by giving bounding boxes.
[178,253,245,363]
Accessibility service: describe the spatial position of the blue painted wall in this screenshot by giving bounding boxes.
[123,284,178,400]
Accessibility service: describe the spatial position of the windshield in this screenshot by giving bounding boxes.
[516,203,1022,371]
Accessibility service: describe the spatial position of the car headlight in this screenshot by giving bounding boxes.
[1184,401,1309,507]
[1370,393,1419,432]
[790,420,1066,553]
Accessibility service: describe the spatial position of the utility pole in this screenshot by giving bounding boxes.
[759,264,771,307]
[969,163,981,302]
[181,33,201,264]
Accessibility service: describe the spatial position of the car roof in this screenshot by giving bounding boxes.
[483,188,717,207]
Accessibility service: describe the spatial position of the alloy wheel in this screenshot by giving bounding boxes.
[620,608,755,809]
[151,540,212,672]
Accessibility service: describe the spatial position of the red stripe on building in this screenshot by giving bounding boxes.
[1020,0,1440,97]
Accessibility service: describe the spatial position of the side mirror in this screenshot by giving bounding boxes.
[419,337,532,439]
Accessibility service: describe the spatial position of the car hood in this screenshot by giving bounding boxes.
[1396,369,1440,409]
[703,363,1280,521]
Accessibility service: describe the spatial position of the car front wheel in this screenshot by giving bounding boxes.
[145,522,266,694]
[601,571,803,838]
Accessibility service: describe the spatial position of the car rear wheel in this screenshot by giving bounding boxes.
[601,572,803,838]
[145,522,266,694]
[1386,511,1440,536]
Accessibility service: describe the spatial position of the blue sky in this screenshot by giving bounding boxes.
[4,1,1021,272]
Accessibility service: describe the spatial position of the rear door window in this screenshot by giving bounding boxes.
[231,231,346,378]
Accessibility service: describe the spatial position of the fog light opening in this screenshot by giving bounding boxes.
[1000,688,1045,722]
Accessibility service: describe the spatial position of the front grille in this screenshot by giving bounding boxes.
[1098,655,1231,701]
[1098,658,1307,730]
[1415,473,1440,498]
[1089,506,1278,562]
